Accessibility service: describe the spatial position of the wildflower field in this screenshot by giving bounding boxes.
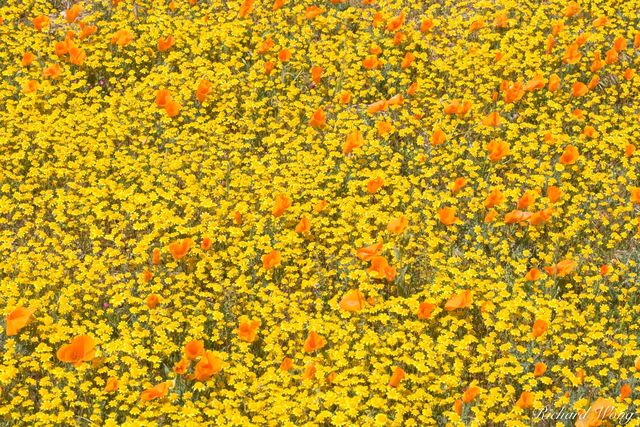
[2,0,640,425]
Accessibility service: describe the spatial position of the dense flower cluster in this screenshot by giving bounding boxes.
[2,0,640,425]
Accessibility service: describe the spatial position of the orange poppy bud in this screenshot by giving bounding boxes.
[146,294,160,309]
[388,366,405,387]
[532,319,549,338]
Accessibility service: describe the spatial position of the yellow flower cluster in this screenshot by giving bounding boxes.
[2,0,640,425]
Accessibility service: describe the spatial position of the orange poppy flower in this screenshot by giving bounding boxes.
[309,107,326,128]
[420,18,434,32]
[111,29,134,47]
[386,12,405,31]
[482,111,501,127]
[484,209,497,223]
[417,302,436,320]
[388,366,405,387]
[631,187,640,204]
[532,319,549,338]
[430,128,446,146]
[6,307,33,336]
[262,250,281,270]
[311,66,323,83]
[524,74,545,92]
[173,358,190,374]
[257,37,275,54]
[238,318,261,343]
[544,259,577,277]
[195,79,212,103]
[140,381,171,401]
[21,52,35,67]
[525,268,541,281]
[517,190,538,210]
[303,331,326,353]
[79,22,97,40]
[146,294,160,308]
[548,74,561,92]
[43,64,62,80]
[515,391,534,409]
[165,99,181,117]
[22,80,38,94]
[575,398,614,427]
[367,256,396,281]
[313,200,327,213]
[155,89,172,108]
[201,237,212,251]
[367,99,388,114]
[486,139,510,161]
[295,217,311,233]
[302,362,316,380]
[438,207,459,225]
[339,289,366,312]
[356,242,382,261]
[559,145,579,165]
[529,207,553,226]
[238,0,255,17]
[484,189,505,208]
[547,186,562,203]
[280,357,293,371]
[462,383,482,403]
[454,399,463,415]
[504,210,532,224]
[57,335,96,366]
[620,383,632,400]
[142,269,153,283]
[152,248,161,265]
[401,52,415,68]
[194,351,223,381]
[387,94,403,106]
[104,377,119,392]
[169,238,193,260]
[272,193,291,217]
[533,362,547,377]
[338,91,351,104]
[564,1,581,17]
[184,340,205,360]
[32,15,49,31]
[387,215,408,234]
[66,4,82,23]
[264,61,275,75]
[571,81,588,97]
[343,131,364,154]
[451,177,467,193]
[278,48,292,62]
[69,47,86,65]
[367,177,384,194]
[444,290,473,311]
[304,5,325,20]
